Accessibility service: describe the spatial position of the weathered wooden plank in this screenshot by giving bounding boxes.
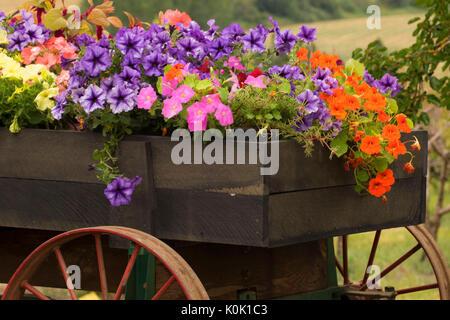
[268,176,426,247]
[268,131,427,193]
[152,189,266,247]
[0,178,110,231]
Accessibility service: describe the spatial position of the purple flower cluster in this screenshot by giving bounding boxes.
[104,176,142,207]
[311,67,340,95]
[364,71,402,97]
[6,9,50,52]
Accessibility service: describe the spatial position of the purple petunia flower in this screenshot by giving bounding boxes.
[274,29,297,55]
[151,30,171,49]
[75,33,96,48]
[7,32,30,52]
[51,91,68,120]
[205,19,219,40]
[297,89,320,113]
[177,37,201,60]
[208,37,232,61]
[118,66,141,85]
[107,85,136,114]
[0,11,5,20]
[377,73,402,97]
[100,77,115,94]
[80,44,111,77]
[269,64,304,81]
[23,23,48,44]
[222,23,245,42]
[242,28,266,53]
[79,84,106,114]
[297,25,317,43]
[104,176,142,207]
[142,50,167,77]
[115,27,145,58]
[364,70,377,87]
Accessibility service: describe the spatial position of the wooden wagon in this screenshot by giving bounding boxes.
[0,128,448,300]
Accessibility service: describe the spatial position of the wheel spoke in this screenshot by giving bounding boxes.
[152,276,175,300]
[361,243,422,291]
[113,243,141,300]
[361,230,381,286]
[54,247,77,300]
[335,256,344,277]
[342,235,349,284]
[21,282,50,300]
[396,283,439,295]
[94,234,109,300]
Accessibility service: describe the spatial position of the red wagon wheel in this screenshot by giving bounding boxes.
[335,225,450,300]
[1,226,209,300]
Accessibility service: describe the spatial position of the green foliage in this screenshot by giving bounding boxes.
[352,0,449,123]
[0,77,55,132]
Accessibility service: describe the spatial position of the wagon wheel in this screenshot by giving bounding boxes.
[335,225,450,300]
[1,226,209,300]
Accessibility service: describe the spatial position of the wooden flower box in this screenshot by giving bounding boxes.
[0,128,427,248]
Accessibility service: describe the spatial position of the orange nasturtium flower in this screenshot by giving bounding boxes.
[377,169,395,187]
[385,139,407,159]
[377,110,389,123]
[368,177,390,197]
[396,114,412,133]
[403,162,415,174]
[360,136,381,155]
[296,48,308,61]
[381,124,401,142]
[343,95,361,111]
[363,93,386,112]
[165,63,184,81]
[410,136,421,151]
[354,130,365,142]
[329,102,347,119]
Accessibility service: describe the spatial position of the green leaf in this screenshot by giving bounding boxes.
[382,150,395,164]
[265,113,273,120]
[406,118,414,130]
[217,86,229,103]
[345,59,365,77]
[195,79,212,91]
[44,8,68,31]
[330,139,348,157]
[357,169,369,182]
[279,81,291,94]
[156,77,162,95]
[430,76,442,91]
[273,111,282,120]
[374,157,388,172]
[246,113,255,119]
[386,98,398,114]
[426,94,440,106]
[408,17,421,24]
[354,185,364,194]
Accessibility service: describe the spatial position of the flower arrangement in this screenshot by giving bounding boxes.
[0,4,420,207]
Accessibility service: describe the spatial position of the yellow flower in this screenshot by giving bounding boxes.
[0,29,8,45]
[2,59,21,78]
[9,116,21,133]
[34,87,59,111]
[19,64,47,83]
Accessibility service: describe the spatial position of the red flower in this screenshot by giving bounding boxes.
[403,162,415,174]
[250,68,263,77]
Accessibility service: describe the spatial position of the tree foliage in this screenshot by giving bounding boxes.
[352,0,449,124]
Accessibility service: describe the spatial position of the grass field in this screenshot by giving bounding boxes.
[285,12,424,61]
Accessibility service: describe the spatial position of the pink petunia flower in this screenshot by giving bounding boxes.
[35,52,59,70]
[201,94,222,114]
[162,97,183,119]
[21,46,43,65]
[56,69,70,91]
[244,75,267,88]
[187,102,208,132]
[162,76,180,97]
[172,85,195,103]
[227,56,245,70]
[137,86,157,110]
[215,104,234,126]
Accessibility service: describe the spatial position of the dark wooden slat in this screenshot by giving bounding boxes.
[268,176,425,247]
[152,189,266,247]
[0,178,110,231]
